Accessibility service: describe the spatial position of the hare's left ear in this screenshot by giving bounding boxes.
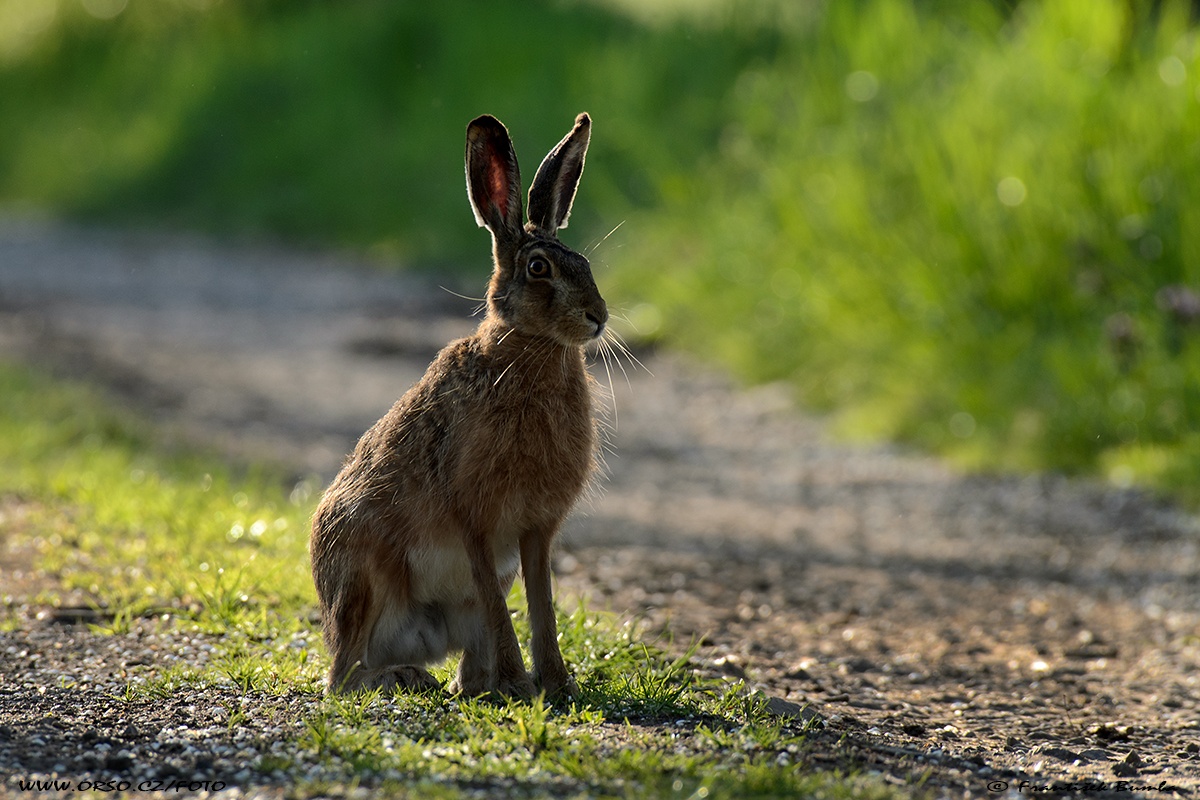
[466,115,524,241]
[527,113,591,234]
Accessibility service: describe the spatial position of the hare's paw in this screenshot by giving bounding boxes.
[448,674,489,697]
[391,666,443,694]
[537,671,579,701]
[359,666,442,695]
[495,670,536,700]
[327,664,368,695]
[450,650,493,697]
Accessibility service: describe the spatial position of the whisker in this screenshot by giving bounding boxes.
[607,329,653,377]
[601,333,632,390]
[494,331,546,388]
[585,220,626,257]
[493,360,516,387]
[439,285,488,303]
[597,339,618,431]
[595,307,654,377]
[601,331,633,380]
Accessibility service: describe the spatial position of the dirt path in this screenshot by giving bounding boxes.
[2,216,1199,797]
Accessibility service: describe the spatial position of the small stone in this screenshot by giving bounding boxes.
[765,696,823,727]
[1090,723,1132,742]
[1040,746,1081,763]
[711,655,746,679]
[846,657,875,673]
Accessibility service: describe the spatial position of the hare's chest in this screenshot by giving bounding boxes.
[440,359,596,524]
[504,389,595,492]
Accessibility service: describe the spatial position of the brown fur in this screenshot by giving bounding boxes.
[310,113,605,697]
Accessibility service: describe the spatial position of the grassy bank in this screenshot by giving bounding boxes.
[0,361,893,797]
[1,0,1198,498]
[615,0,1200,502]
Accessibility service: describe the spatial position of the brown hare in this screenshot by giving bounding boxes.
[310,113,606,698]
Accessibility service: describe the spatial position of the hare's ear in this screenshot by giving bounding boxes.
[466,115,524,239]
[527,112,591,234]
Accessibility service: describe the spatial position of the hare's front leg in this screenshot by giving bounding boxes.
[460,531,535,698]
[446,602,491,696]
[521,528,578,699]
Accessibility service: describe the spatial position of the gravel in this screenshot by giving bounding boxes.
[2,215,1199,797]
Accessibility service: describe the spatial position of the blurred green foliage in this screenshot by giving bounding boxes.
[1,0,1198,500]
[0,0,768,262]
[618,0,1200,500]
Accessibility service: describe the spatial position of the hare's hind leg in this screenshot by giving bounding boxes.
[325,582,447,694]
[358,599,450,693]
[323,580,376,694]
[353,665,441,694]
[334,663,440,694]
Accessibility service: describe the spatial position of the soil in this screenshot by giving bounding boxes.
[1,215,1198,798]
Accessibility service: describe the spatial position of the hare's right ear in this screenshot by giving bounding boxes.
[527,113,591,234]
[466,115,524,240]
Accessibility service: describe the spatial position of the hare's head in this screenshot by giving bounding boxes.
[466,113,607,347]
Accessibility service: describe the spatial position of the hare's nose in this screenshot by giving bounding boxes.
[585,304,608,337]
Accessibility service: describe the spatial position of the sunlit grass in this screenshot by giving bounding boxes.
[0,361,894,797]
[0,365,317,620]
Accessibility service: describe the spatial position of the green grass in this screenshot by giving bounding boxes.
[3,0,1198,500]
[0,361,896,799]
[0,364,317,621]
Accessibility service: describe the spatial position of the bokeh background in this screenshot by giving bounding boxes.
[2,0,1198,501]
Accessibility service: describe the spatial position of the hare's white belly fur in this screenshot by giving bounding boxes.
[407,525,523,606]
[364,483,535,662]
[361,528,522,669]
[362,544,523,671]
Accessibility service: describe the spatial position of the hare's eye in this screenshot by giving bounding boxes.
[527,257,550,278]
